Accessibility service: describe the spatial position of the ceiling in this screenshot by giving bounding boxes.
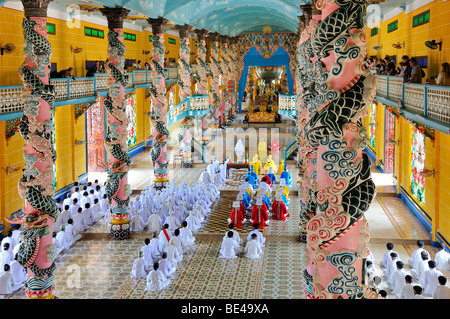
[3,0,417,37]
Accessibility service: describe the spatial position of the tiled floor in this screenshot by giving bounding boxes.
[8,119,448,299]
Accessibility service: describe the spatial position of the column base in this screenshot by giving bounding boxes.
[109,222,130,240]
[181,161,193,168]
[154,179,169,190]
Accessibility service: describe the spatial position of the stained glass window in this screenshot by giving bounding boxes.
[126,94,136,148]
[411,126,425,205]
[368,102,376,150]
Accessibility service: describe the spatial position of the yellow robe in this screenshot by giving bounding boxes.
[277,159,285,175]
[257,140,268,164]
[250,155,262,175]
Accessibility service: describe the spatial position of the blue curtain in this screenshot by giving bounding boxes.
[238,46,294,112]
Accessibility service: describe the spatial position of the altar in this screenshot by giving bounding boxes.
[244,94,280,123]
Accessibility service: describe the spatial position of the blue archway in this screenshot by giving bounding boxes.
[238,46,294,112]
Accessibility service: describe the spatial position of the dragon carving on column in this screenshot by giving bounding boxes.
[12,2,59,298]
[301,0,378,299]
[194,30,209,142]
[148,18,170,189]
[209,33,221,130]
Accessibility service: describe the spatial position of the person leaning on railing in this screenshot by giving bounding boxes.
[435,62,450,86]
[407,58,424,84]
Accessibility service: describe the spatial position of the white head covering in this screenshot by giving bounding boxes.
[232,201,240,208]
[280,178,286,186]
[276,192,283,201]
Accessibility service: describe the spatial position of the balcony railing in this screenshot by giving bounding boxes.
[278,94,298,116]
[0,68,179,115]
[168,94,210,126]
[375,75,450,126]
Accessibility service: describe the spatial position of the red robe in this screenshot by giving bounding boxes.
[271,200,288,220]
[251,204,269,227]
[229,206,245,227]
[260,175,272,187]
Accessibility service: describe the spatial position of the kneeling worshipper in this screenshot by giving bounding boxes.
[224,223,242,246]
[165,239,182,267]
[131,251,148,278]
[179,221,196,246]
[158,252,176,279]
[276,178,290,204]
[0,264,23,296]
[165,210,181,232]
[244,233,263,259]
[247,223,266,247]
[147,211,163,233]
[244,169,257,189]
[214,168,226,185]
[130,211,147,232]
[228,201,246,227]
[272,192,289,220]
[10,255,26,285]
[267,167,277,185]
[251,198,269,228]
[186,211,201,232]
[172,229,187,262]
[141,238,156,268]
[56,226,71,251]
[257,179,272,197]
[238,191,251,211]
[158,224,173,250]
[280,166,292,190]
[260,173,272,188]
[145,263,170,291]
[219,231,241,259]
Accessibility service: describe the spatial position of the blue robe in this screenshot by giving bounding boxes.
[262,194,271,208]
[244,173,257,188]
[280,170,292,186]
[267,173,276,184]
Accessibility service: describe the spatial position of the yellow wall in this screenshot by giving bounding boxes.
[0,6,181,84]
[366,0,450,80]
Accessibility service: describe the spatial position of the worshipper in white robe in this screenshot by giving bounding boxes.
[408,240,430,271]
[199,168,211,185]
[1,231,16,252]
[172,229,186,262]
[244,233,263,259]
[432,276,450,299]
[56,226,71,251]
[164,239,181,267]
[399,275,416,299]
[389,261,408,298]
[59,205,71,227]
[70,198,80,218]
[82,203,94,227]
[65,219,81,245]
[219,231,241,259]
[435,243,450,272]
[73,208,86,233]
[380,243,398,269]
[10,255,26,284]
[422,261,443,296]
[147,212,163,233]
[0,264,23,296]
[145,263,170,291]
[10,225,21,247]
[185,212,201,232]
[12,241,21,260]
[130,211,146,232]
[0,243,13,272]
[191,205,205,224]
[410,286,427,299]
[131,251,148,278]
[258,180,272,196]
[55,198,64,213]
[247,223,266,247]
[224,224,242,245]
[411,251,430,283]
[53,232,63,255]
[149,233,163,262]
[63,193,72,208]
[80,191,92,209]
[90,199,101,222]
[158,224,173,250]
[158,252,176,278]
[384,252,401,283]
[180,221,196,246]
[366,260,381,290]
[165,211,181,232]
[99,194,109,216]
[141,238,155,268]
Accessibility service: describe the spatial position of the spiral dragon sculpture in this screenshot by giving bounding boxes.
[220,36,230,122]
[177,25,194,167]
[148,18,170,189]
[209,33,221,130]
[229,38,239,114]
[194,29,209,142]
[12,2,58,298]
[298,0,378,299]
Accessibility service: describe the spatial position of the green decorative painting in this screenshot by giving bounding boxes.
[369,102,376,150]
[411,126,425,205]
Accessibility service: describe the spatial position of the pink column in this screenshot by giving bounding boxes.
[100,7,132,240]
[208,32,221,130]
[194,29,209,142]
[12,0,58,299]
[220,35,230,122]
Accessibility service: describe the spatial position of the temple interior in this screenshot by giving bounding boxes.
[0,0,449,301]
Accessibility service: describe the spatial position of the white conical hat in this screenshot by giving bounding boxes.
[256,198,263,206]
[280,178,286,186]
[276,192,283,201]
[232,201,240,208]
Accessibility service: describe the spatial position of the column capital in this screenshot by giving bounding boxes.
[99,7,130,30]
[229,36,240,45]
[195,29,209,41]
[21,0,52,18]
[176,24,193,39]
[220,35,230,45]
[147,17,169,35]
[208,32,221,43]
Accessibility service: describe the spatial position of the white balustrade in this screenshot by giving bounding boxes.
[403,84,425,115]
[388,77,403,101]
[278,95,297,111]
[376,76,388,98]
[0,86,25,114]
[427,85,450,123]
